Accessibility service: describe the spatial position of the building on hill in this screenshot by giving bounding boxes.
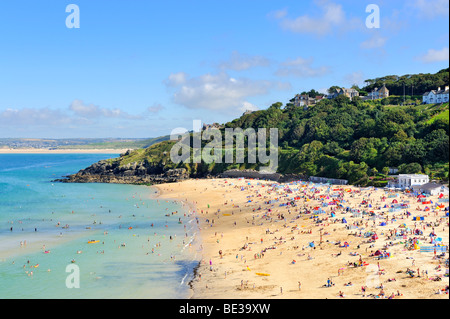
[202,122,223,130]
[314,95,324,103]
[292,94,325,109]
[242,109,255,116]
[327,88,359,99]
[365,84,389,100]
[422,86,449,104]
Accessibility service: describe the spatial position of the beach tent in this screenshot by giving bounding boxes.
[342,218,347,223]
[379,222,387,226]
[392,199,398,203]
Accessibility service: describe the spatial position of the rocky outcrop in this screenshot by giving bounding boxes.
[54,159,189,185]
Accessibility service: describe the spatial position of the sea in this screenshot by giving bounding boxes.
[0,153,201,299]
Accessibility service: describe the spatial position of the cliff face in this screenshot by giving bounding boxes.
[54,158,190,185]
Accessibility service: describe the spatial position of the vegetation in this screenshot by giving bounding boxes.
[112,98,448,186]
[224,97,448,185]
[106,68,449,187]
[362,68,449,96]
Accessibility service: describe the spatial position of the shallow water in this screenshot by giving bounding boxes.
[0,154,200,299]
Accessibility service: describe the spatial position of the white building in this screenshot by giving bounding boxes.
[412,183,449,196]
[388,174,429,189]
[423,86,449,104]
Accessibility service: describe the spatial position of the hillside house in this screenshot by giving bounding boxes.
[366,84,389,100]
[423,86,449,104]
[327,88,359,99]
[292,94,316,108]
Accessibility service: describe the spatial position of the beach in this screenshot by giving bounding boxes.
[155,178,449,299]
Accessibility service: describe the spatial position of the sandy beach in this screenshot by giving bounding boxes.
[155,178,449,299]
[0,148,130,154]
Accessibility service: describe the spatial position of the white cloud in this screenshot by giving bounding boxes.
[69,99,142,119]
[267,8,288,20]
[275,57,330,78]
[275,0,348,36]
[417,47,449,63]
[240,101,259,113]
[147,103,165,114]
[344,71,365,87]
[360,34,387,49]
[165,72,286,112]
[218,51,271,71]
[165,72,188,87]
[0,107,75,126]
[410,0,449,18]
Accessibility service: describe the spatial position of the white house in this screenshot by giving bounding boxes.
[423,86,449,104]
[388,174,429,189]
[412,183,449,196]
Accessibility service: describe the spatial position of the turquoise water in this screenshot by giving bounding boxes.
[0,154,200,299]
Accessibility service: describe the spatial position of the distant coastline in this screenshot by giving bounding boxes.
[0,148,130,154]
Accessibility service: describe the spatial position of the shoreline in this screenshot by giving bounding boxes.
[151,183,203,299]
[154,178,449,299]
[0,148,130,154]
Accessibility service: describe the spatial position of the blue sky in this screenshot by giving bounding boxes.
[0,0,448,138]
